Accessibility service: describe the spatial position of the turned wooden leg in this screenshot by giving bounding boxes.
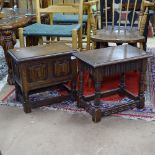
[100,42,108,48]
[19,28,25,47]
[95,42,100,49]
[95,42,108,49]
[94,81,101,107]
[70,59,78,100]
[92,108,102,123]
[139,42,145,50]
[70,79,76,100]
[26,36,39,47]
[137,60,147,109]
[119,73,126,96]
[77,62,84,108]
[92,76,102,123]
[86,6,91,50]
[22,92,31,113]
[72,30,78,50]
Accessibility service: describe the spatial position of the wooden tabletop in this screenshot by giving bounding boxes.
[73,45,152,68]
[8,43,75,62]
[0,8,31,30]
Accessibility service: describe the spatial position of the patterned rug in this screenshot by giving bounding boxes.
[0,48,155,122]
[0,47,7,81]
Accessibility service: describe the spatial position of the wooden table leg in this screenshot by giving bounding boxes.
[0,30,16,85]
[119,73,126,96]
[70,59,78,100]
[77,62,84,108]
[22,92,31,113]
[94,42,108,49]
[92,71,102,122]
[77,64,102,122]
[137,59,147,109]
[26,36,39,47]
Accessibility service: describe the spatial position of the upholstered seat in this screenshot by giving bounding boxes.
[23,23,81,37]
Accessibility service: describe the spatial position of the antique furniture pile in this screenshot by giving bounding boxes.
[1,0,155,122]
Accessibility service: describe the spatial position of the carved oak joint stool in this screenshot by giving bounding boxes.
[73,45,152,123]
[8,43,77,113]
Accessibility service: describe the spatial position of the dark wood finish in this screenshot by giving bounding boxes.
[0,8,31,84]
[73,45,152,122]
[91,28,145,49]
[8,43,77,113]
[91,28,145,44]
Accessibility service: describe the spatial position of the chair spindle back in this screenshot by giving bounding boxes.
[103,0,142,31]
[36,0,83,26]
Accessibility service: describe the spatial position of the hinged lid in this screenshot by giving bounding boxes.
[9,43,76,62]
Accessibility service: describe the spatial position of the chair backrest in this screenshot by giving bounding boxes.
[100,0,146,31]
[36,0,83,24]
[46,0,93,5]
[42,0,98,13]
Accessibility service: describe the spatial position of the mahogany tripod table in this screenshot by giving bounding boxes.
[73,45,152,122]
[0,8,31,84]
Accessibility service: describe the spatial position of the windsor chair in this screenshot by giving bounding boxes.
[19,0,83,50]
[91,0,154,50]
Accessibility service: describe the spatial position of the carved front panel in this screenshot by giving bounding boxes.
[54,60,70,77]
[27,63,48,83]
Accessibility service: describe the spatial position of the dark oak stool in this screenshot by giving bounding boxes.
[73,45,152,122]
[8,43,77,113]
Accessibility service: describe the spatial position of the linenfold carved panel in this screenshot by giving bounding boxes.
[27,63,48,82]
[54,60,70,77]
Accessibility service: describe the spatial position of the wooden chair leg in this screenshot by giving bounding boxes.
[38,37,43,45]
[19,28,25,47]
[78,28,83,50]
[57,37,60,41]
[92,41,96,49]
[87,8,91,50]
[72,29,78,50]
[140,42,144,50]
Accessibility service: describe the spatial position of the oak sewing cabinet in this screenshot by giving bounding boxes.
[8,43,77,113]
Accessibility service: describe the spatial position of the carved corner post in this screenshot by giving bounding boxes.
[91,68,102,122]
[70,57,78,100]
[119,72,126,96]
[77,60,84,108]
[20,64,31,113]
[137,59,147,109]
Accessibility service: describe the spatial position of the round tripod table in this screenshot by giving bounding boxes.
[0,8,31,84]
